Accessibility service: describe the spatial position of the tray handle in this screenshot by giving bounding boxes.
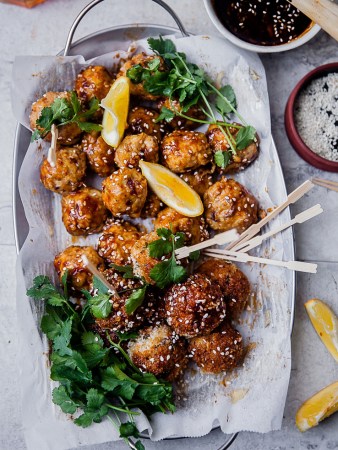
[63,0,189,56]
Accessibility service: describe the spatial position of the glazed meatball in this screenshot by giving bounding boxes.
[161,130,212,173]
[118,53,165,100]
[40,146,86,194]
[179,163,215,196]
[30,91,82,145]
[157,98,206,130]
[206,123,259,173]
[154,207,209,245]
[61,187,108,236]
[75,65,112,103]
[130,231,162,285]
[128,324,188,381]
[81,132,116,177]
[204,178,259,232]
[188,323,243,373]
[102,168,147,218]
[54,245,105,293]
[98,220,142,265]
[141,190,163,219]
[114,133,159,169]
[164,273,226,338]
[127,106,165,141]
[196,259,250,319]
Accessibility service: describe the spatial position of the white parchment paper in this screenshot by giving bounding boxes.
[13,34,293,450]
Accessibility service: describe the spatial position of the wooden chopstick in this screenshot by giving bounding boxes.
[81,255,120,298]
[175,229,239,260]
[203,250,317,274]
[226,180,314,251]
[312,178,338,193]
[236,204,323,253]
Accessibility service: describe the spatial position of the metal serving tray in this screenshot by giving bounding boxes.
[12,1,295,448]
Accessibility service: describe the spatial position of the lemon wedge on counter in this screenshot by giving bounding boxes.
[139,161,204,217]
[296,381,338,432]
[305,298,338,362]
[101,76,129,147]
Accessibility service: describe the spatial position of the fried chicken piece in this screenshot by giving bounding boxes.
[203,178,258,232]
[81,131,116,177]
[130,231,161,285]
[179,163,215,196]
[114,133,159,169]
[141,190,163,219]
[75,65,113,103]
[157,98,206,130]
[127,106,165,141]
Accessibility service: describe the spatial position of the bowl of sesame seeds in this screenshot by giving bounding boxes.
[204,0,321,53]
[285,63,338,172]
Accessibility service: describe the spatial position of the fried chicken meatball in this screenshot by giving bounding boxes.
[40,146,86,194]
[118,53,165,100]
[154,207,209,245]
[128,324,188,381]
[61,187,108,236]
[188,323,243,373]
[130,231,161,285]
[179,163,215,196]
[114,133,159,169]
[196,259,250,319]
[164,273,226,338]
[206,123,259,173]
[75,65,112,103]
[204,178,259,232]
[81,132,116,177]
[127,106,165,141]
[98,220,142,265]
[30,91,82,145]
[161,130,212,173]
[141,190,163,219]
[102,168,147,218]
[157,98,206,130]
[54,245,105,292]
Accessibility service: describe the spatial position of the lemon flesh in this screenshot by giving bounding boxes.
[305,298,338,362]
[296,381,338,432]
[101,76,129,148]
[139,161,204,217]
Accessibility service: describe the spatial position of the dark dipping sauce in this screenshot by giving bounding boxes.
[213,0,313,46]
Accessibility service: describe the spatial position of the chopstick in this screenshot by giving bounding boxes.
[81,255,120,298]
[312,178,338,193]
[236,204,323,253]
[175,229,239,260]
[226,180,314,251]
[203,250,317,274]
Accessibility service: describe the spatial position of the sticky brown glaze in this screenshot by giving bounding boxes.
[157,98,206,130]
[114,133,159,169]
[75,65,113,103]
[81,131,116,177]
[203,178,258,232]
[127,106,166,141]
[141,190,163,219]
[179,163,215,196]
[61,187,108,236]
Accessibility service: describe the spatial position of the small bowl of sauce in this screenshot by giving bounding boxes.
[204,0,321,53]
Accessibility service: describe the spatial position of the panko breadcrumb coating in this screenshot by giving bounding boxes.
[102,168,147,218]
[75,65,113,103]
[161,130,212,173]
[164,273,226,338]
[196,259,250,319]
[40,146,86,194]
[61,187,108,236]
[203,178,258,232]
[114,133,159,169]
[127,106,165,141]
[98,220,142,266]
[54,245,105,293]
[130,231,162,285]
[179,163,215,196]
[81,132,116,177]
[188,323,243,373]
[128,324,188,381]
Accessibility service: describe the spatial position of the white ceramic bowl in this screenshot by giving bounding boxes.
[203,0,321,53]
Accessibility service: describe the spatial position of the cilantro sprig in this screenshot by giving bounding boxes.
[31,91,101,142]
[27,275,176,450]
[126,37,257,169]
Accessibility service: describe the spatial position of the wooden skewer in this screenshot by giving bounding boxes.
[81,255,120,298]
[312,178,338,193]
[203,250,317,274]
[288,0,338,42]
[175,229,239,260]
[236,204,323,253]
[47,124,58,167]
[226,180,314,251]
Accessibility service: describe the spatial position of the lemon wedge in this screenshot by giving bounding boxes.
[101,76,129,147]
[296,381,338,432]
[305,298,338,362]
[139,161,204,217]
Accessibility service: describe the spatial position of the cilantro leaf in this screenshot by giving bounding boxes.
[51,351,92,384]
[157,106,175,123]
[119,422,139,438]
[148,36,176,56]
[216,85,237,115]
[189,250,200,261]
[74,389,108,427]
[126,64,144,83]
[109,264,134,279]
[30,129,41,142]
[76,121,102,132]
[52,385,79,414]
[125,285,147,315]
[235,125,256,150]
[27,276,66,306]
[115,330,138,342]
[53,317,73,356]
[93,276,110,295]
[150,255,187,289]
[88,293,112,319]
[214,150,231,169]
